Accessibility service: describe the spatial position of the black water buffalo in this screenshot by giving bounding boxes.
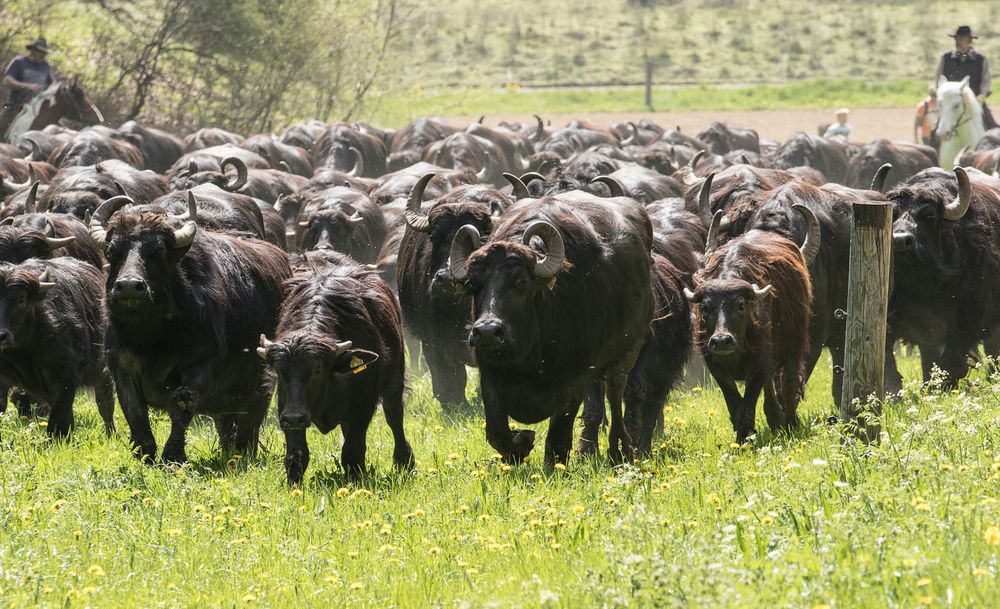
[846,139,937,191]
[686,212,817,443]
[956,148,1000,175]
[258,252,413,484]
[448,191,653,464]
[41,161,169,219]
[89,197,291,462]
[312,125,387,178]
[743,179,865,407]
[49,129,145,168]
[387,118,457,171]
[144,185,273,244]
[292,186,387,262]
[885,167,1000,389]
[170,156,307,204]
[423,132,505,184]
[240,135,313,177]
[278,120,328,153]
[369,162,472,206]
[600,165,684,204]
[167,144,269,180]
[0,258,114,434]
[770,132,848,183]
[115,121,185,173]
[696,122,760,154]
[183,127,243,152]
[396,175,510,408]
[536,126,620,159]
[0,186,104,268]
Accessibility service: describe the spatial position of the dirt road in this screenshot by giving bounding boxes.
[449,107,916,143]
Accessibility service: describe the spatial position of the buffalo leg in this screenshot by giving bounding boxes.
[762,378,783,431]
[214,415,238,451]
[577,381,605,456]
[918,343,946,384]
[232,405,267,457]
[161,410,193,464]
[382,379,414,469]
[116,374,156,462]
[0,383,8,415]
[606,371,634,464]
[544,401,580,466]
[283,428,310,485]
[341,417,372,480]
[733,375,767,444]
[779,366,802,429]
[714,375,744,434]
[46,385,76,438]
[94,373,115,435]
[424,344,467,409]
[482,381,534,464]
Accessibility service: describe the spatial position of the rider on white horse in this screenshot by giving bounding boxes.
[933,26,995,167]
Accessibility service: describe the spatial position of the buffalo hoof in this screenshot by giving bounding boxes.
[393,443,415,469]
[161,445,187,465]
[501,429,535,464]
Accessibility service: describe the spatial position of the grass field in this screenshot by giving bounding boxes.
[1,352,997,608]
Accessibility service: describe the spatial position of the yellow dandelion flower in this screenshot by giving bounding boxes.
[478,514,490,522]
[87,565,105,577]
[919,596,932,606]
[350,582,364,590]
[380,524,392,535]
[916,577,931,587]
[545,507,558,517]
[336,487,349,498]
[521,530,534,539]
[81,586,97,594]
[193,504,206,513]
[972,567,988,576]
[685,520,698,529]
[428,546,442,555]
[290,488,303,497]
[448,453,460,461]
[466,567,479,575]
[230,538,247,546]
[572,505,585,515]
[501,464,512,472]
[49,499,67,512]
[554,463,566,471]
[673,417,686,428]
[812,604,831,609]
[72,530,82,538]
[761,516,775,526]
[165,528,182,537]
[347,550,359,558]
[985,525,1000,545]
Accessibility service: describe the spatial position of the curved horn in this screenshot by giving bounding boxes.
[592,176,627,197]
[622,121,638,145]
[689,150,705,173]
[36,269,55,296]
[750,283,773,301]
[187,159,198,175]
[257,333,275,360]
[870,163,892,193]
[942,166,972,221]
[793,203,821,265]
[533,114,545,143]
[0,174,29,194]
[45,235,76,251]
[477,115,485,124]
[24,181,39,214]
[27,163,36,185]
[704,210,723,260]
[522,221,565,278]
[278,160,291,173]
[113,180,128,197]
[347,211,364,224]
[221,156,248,192]
[520,172,545,186]
[24,137,41,161]
[172,221,196,249]
[448,224,482,282]
[474,154,492,182]
[88,195,134,248]
[333,340,353,356]
[503,172,530,200]
[680,150,706,186]
[696,172,716,228]
[739,153,751,165]
[403,173,434,232]
[347,146,365,177]
[273,194,285,214]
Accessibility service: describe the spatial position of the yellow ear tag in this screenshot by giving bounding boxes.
[547,276,557,291]
[350,356,367,374]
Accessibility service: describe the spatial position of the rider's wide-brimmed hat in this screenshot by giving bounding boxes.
[948,26,978,39]
[26,38,50,53]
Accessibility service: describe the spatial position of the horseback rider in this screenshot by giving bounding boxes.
[932,26,997,130]
[0,38,54,140]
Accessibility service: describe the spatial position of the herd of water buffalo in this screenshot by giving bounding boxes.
[0,114,998,483]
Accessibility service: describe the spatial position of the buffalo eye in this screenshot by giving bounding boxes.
[16,292,27,306]
[735,298,746,312]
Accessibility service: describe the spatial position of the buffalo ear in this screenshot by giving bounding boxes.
[331,348,379,375]
[0,217,13,226]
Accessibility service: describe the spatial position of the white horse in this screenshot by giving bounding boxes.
[935,75,984,168]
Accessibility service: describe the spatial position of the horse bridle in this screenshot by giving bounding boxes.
[943,92,974,137]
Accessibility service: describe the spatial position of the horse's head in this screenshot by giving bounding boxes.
[936,75,981,139]
[29,80,103,133]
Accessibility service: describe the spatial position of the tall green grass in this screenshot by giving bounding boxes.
[1,351,997,608]
[367,79,928,127]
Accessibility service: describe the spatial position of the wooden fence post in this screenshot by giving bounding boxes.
[840,201,892,442]
[644,55,653,111]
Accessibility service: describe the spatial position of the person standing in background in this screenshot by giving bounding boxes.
[823,108,853,138]
[0,38,54,139]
